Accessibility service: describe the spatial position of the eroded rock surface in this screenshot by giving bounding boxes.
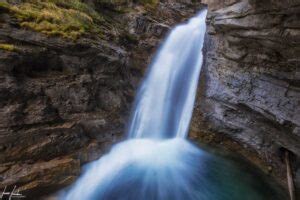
[193,0,300,194]
[0,1,203,198]
[2,0,298,197]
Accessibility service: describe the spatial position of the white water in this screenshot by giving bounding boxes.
[127,10,206,139]
[61,9,284,200]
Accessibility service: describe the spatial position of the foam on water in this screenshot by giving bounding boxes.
[62,138,283,200]
[62,139,205,200]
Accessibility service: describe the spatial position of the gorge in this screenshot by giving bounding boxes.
[61,9,286,200]
[0,0,299,199]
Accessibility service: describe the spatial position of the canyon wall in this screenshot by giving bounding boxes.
[192,0,300,194]
[0,1,203,197]
[1,0,299,198]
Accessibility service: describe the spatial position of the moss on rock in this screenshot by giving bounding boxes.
[0,43,17,51]
[1,0,105,40]
[0,0,159,40]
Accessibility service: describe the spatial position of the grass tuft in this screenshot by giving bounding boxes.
[1,0,159,39]
[0,43,17,52]
[3,0,105,40]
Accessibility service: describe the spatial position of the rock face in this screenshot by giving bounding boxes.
[2,0,299,197]
[192,0,300,194]
[0,1,203,198]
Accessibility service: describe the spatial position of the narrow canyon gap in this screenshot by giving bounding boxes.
[61,9,287,200]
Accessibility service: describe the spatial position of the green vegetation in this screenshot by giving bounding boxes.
[0,2,10,10]
[0,0,159,40]
[0,43,17,51]
[0,0,104,40]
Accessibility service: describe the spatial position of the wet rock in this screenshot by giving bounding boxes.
[0,1,204,197]
[0,158,80,198]
[193,0,300,192]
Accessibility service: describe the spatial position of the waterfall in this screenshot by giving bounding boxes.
[127,10,207,139]
[61,9,286,200]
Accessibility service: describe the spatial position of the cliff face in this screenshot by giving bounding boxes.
[1,0,299,198]
[192,0,300,193]
[0,0,203,197]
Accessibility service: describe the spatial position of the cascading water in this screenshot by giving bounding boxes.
[128,10,206,139]
[61,9,286,200]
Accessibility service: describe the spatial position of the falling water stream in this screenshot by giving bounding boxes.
[62,10,287,200]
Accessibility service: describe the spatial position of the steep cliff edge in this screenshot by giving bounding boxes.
[0,0,203,197]
[192,0,300,195]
